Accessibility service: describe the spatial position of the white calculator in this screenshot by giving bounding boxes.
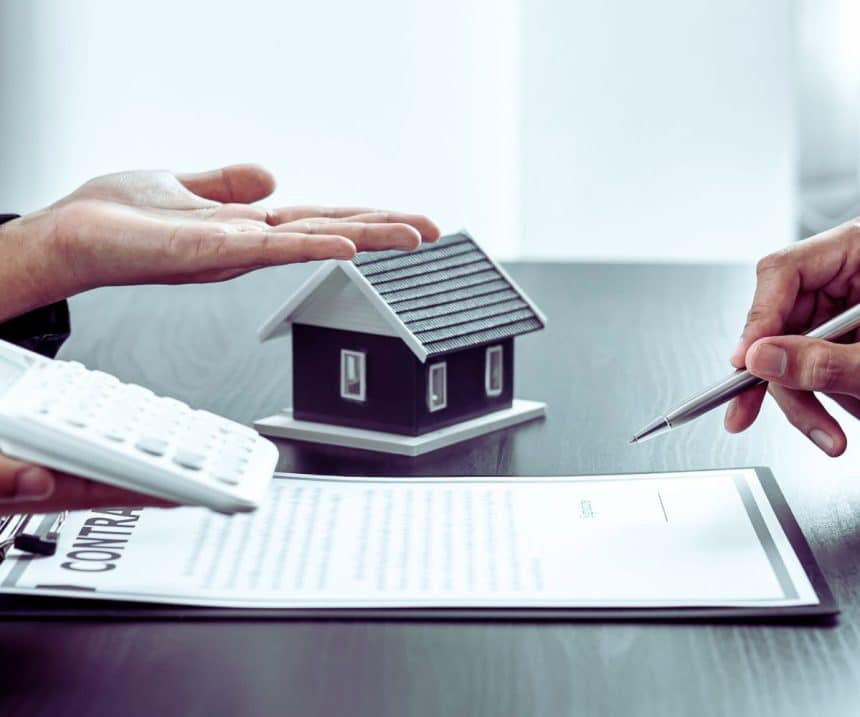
[0,339,278,514]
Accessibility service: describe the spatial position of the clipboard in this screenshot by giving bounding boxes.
[0,467,839,622]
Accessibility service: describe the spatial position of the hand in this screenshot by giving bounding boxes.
[0,455,175,517]
[0,163,440,512]
[724,219,860,456]
[0,163,440,320]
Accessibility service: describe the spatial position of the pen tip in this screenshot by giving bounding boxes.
[628,437,638,445]
[628,417,671,444]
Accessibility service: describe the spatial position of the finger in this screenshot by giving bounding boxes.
[176,164,276,204]
[213,231,358,267]
[768,384,846,456]
[807,291,845,337]
[0,454,174,516]
[267,206,379,223]
[84,207,359,284]
[8,473,175,515]
[273,221,422,251]
[267,207,442,242]
[745,335,860,395]
[201,203,272,224]
[783,290,817,334]
[731,222,860,368]
[827,392,860,420]
[320,212,441,243]
[0,454,55,504]
[724,383,768,433]
[731,250,800,367]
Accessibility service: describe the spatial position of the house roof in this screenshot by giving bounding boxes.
[258,231,546,362]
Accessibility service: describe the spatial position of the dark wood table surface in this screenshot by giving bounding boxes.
[2,261,860,717]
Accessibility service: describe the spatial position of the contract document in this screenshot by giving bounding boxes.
[0,469,831,613]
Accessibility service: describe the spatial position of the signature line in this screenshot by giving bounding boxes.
[657,491,669,522]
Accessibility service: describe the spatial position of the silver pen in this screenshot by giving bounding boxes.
[630,302,860,443]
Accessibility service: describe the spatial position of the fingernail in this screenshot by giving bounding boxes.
[724,399,737,426]
[751,344,787,378]
[14,467,55,500]
[810,428,835,455]
[730,341,746,366]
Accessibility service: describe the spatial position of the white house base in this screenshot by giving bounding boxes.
[254,399,547,457]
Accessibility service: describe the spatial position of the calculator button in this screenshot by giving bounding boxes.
[103,427,128,442]
[107,405,137,420]
[229,444,253,459]
[212,456,245,484]
[138,417,171,434]
[181,429,210,446]
[232,425,257,439]
[173,449,205,470]
[225,438,254,456]
[187,424,212,440]
[212,467,242,485]
[218,447,249,465]
[185,441,211,458]
[135,436,168,456]
[198,411,254,436]
[104,416,136,434]
[58,405,91,427]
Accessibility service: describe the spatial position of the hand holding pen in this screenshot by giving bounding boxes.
[633,219,860,456]
[724,220,860,456]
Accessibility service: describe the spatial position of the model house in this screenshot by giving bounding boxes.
[255,231,547,455]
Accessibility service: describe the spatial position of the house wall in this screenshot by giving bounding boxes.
[292,324,515,436]
[415,338,514,434]
[292,324,419,434]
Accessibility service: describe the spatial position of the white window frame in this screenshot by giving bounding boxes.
[427,361,448,412]
[340,349,366,402]
[485,345,504,397]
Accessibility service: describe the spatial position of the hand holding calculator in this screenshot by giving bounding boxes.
[0,339,278,514]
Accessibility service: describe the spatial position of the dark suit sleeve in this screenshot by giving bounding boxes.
[0,214,70,358]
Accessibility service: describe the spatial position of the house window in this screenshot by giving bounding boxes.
[427,362,447,412]
[485,345,503,397]
[340,349,366,402]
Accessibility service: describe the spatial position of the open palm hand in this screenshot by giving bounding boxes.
[47,163,440,292]
[0,163,440,514]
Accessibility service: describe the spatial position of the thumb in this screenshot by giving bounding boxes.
[176,164,276,205]
[745,336,860,395]
[0,454,55,505]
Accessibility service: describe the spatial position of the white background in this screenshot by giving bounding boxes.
[0,0,820,262]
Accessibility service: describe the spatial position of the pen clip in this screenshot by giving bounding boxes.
[14,512,67,557]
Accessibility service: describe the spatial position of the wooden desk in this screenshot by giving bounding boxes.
[2,262,860,717]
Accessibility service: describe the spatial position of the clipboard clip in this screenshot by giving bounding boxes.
[0,511,67,560]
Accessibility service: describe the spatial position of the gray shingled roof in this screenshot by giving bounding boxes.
[351,232,545,356]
